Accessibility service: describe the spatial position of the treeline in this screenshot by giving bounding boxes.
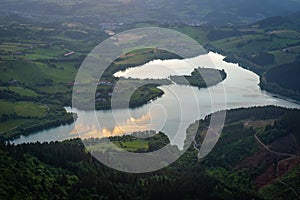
[95,84,165,110]
[2,106,300,199]
[104,49,181,77]
[247,52,275,66]
[129,84,164,109]
[35,55,86,64]
[0,106,75,141]
[0,88,40,102]
[265,58,300,92]
[255,108,300,145]
[260,58,300,101]
[0,139,259,200]
[223,54,265,75]
[207,30,254,41]
[224,106,288,123]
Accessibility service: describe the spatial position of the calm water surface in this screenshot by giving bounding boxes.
[12,52,300,148]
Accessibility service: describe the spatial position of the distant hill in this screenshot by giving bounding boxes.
[1,0,300,24]
[252,14,300,99]
[253,16,291,28]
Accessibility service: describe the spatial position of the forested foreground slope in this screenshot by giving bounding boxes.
[1,106,300,199]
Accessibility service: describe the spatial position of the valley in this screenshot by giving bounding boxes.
[1,4,300,199]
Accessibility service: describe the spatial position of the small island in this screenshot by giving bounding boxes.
[94,67,227,110]
[95,78,172,110]
[170,67,227,88]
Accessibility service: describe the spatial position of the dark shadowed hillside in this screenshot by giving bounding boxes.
[1,106,300,199]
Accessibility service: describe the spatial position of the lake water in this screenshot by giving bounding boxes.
[12,52,300,148]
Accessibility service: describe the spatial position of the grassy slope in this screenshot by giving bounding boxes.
[0,19,177,136]
[0,100,47,117]
[0,86,39,97]
[204,14,300,101]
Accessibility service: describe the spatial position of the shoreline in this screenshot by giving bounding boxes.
[207,48,300,105]
[9,53,298,145]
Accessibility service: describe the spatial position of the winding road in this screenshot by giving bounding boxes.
[193,121,300,198]
[254,133,300,199]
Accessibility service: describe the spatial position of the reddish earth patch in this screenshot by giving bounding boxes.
[236,148,279,187]
[244,119,275,128]
[236,148,278,171]
[255,157,300,188]
[236,133,300,188]
[278,157,300,177]
[255,164,277,188]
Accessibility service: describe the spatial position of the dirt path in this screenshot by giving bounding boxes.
[254,134,296,157]
[193,138,199,149]
[193,125,300,198]
[254,134,300,198]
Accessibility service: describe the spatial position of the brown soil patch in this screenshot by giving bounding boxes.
[278,157,300,177]
[244,119,275,128]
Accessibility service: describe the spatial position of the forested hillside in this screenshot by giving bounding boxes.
[1,106,300,199]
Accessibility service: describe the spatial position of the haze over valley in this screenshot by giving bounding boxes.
[1,0,300,199]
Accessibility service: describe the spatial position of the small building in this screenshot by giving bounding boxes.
[105,30,115,36]
[8,79,19,86]
[64,52,75,57]
[98,80,113,86]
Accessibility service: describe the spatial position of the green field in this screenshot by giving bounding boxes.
[0,86,39,97]
[0,42,31,53]
[173,26,208,43]
[1,12,300,143]
[18,46,67,60]
[270,50,297,66]
[212,34,299,55]
[0,19,182,137]
[267,29,300,39]
[0,100,47,117]
[0,60,77,87]
[115,140,149,152]
[0,3,300,200]
[0,119,31,132]
[87,139,149,152]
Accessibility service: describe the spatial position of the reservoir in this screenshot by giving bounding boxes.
[12,52,300,148]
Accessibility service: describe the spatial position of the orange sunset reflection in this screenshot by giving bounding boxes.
[70,114,152,139]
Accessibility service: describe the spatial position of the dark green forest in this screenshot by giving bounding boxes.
[1,5,300,199]
[1,106,300,199]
